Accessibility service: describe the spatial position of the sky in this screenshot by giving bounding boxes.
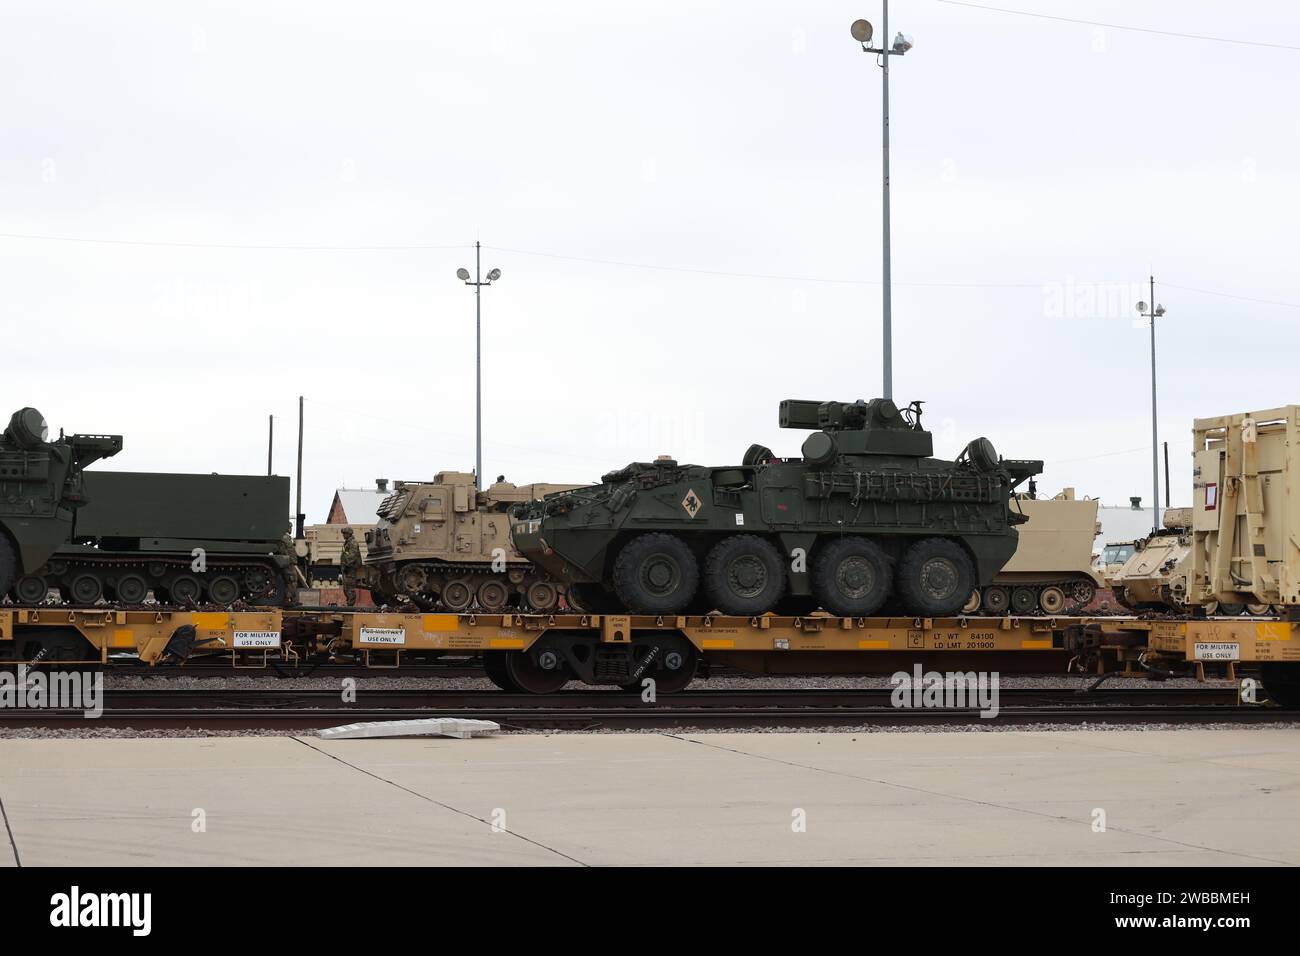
[2,0,1297,523]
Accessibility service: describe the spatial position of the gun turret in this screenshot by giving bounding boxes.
[781,398,933,459]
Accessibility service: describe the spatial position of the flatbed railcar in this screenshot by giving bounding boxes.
[2,606,1299,705]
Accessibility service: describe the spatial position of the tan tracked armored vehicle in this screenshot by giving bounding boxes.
[1111,508,1193,611]
[303,522,376,587]
[363,472,582,611]
[961,488,1102,615]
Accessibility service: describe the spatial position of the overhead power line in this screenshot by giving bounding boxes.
[0,232,469,251]
[933,0,1300,52]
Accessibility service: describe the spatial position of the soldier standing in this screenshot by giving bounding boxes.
[279,525,306,603]
[339,526,361,606]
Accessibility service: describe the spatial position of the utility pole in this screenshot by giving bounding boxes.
[1135,280,1165,533]
[851,7,913,400]
[295,397,304,539]
[267,415,273,477]
[457,243,502,490]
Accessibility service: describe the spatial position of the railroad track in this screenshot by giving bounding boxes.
[1,686,1287,730]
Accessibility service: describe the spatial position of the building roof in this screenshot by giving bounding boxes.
[326,486,391,525]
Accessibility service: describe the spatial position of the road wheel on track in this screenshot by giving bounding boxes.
[114,573,149,604]
[441,579,474,612]
[1070,581,1097,607]
[207,575,239,605]
[961,589,982,615]
[1216,602,1245,617]
[482,650,520,691]
[703,535,786,616]
[982,586,1010,615]
[812,536,892,617]
[477,579,510,612]
[14,574,48,604]
[1246,603,1272,616]
[503,648,570,694]
[0,536,17,598]
[1010,586,1038,615]
[170,574,202,605]
[1038,586,1067,615]
[612,533,699,615]
[68,573,103,605]
[525,580,559,612]
[895,538,975,617]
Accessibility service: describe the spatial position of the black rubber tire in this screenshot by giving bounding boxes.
[0,534,17,598]
[208,575,240,605]
[811,537,892,617]
[895,538,976,617]
[14,574,48,604]
[1260,662,1300,709]
[612,533,699,615]
[1010,586,1038,615]
[1216,602,1246,617]
[68,573,104,605]
[115,573,149,604]
[982,586,1010,615]
[703,535,786,615]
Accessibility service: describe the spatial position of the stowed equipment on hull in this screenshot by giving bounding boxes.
[513,398,1042,620]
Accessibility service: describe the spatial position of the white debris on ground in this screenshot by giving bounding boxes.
[317,717,499,739]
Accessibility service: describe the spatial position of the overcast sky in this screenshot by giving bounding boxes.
[3,0,1297,524]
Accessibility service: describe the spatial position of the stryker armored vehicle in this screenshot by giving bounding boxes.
[961,488,1103,615]
[363,472,583,611]
[0,407,292,605]
[512,398,1042,618]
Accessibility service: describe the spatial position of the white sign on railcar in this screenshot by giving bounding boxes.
[1193,642,1240,661]
[359,627,407,645]
[232,630,281,648]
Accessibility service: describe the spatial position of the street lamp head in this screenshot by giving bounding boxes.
[456,268,471,281]
[850,19,874,43]
[487,268,502,281]
[1155,304,1166,316]
[892,32,913,53]
[1135,301,1148,314]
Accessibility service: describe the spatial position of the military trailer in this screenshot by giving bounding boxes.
[513,398,1041,619]
[363,472,582,611]
[961,489,1103,615]
[1190,407,1300,612]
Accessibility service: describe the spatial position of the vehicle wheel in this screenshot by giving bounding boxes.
[982,586,1010,615]
[1261,662,1300,709]
[646,642,698,694]
[397,565,427,594]
[524,581,559,612]
[477,579,510,611]
[503,648,570,694]
[566,583,623,613]
[482,651,520,691]
[1010,586,1038,615]
[703,535,786,615]
[114,573,149,604]
[441,579,474,612]
[14,574,48,604]
[1246,603,1272,616]
[811,536,892,617]
[896,538,976,617]
[170,574,202,605]
[0,536,18,597]
[1070,581,1097,607]
[68,573,104,605]
[612,533,699,615]
[1216,602,1245,617]
[961,589,982,615]
[208,575,240,605]
[1038,586,1067,615]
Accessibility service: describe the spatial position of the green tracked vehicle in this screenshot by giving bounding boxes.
[513,398,1041,621]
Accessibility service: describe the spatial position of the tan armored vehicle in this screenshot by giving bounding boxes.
[962,489,1103,615]
[1110,508,1193,611]
[1188,407,1300,614]
[363,472,582,611]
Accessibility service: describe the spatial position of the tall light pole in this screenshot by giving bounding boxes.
[851,7,913,401]
[1135,279,1165,533]
[457,241,501,490]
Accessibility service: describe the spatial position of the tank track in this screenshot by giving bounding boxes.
[369,559,569,612]
[966,576,1099,616]
[9,554,287,607]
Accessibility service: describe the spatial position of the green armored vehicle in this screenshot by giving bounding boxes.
[0,406,293,606]
[512,398,1041,618]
